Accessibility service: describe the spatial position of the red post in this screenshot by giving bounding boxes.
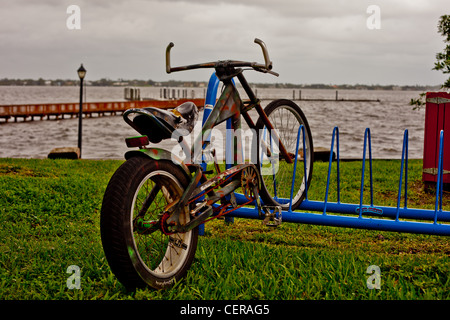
[423,92,450,187]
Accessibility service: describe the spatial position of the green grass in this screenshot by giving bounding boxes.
[0,158,449,300]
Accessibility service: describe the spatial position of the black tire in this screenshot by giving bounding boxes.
[255,99,313,210]
[100,156,198,290]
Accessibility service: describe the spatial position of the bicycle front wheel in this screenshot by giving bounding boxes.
[256,99,313,210]
[100,157,198,290]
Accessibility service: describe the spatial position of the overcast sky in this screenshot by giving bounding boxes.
[0,0,449,85]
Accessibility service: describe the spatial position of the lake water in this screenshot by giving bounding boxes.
[0,85,426,160]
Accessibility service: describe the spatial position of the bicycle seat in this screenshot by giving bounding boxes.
[129,101,199,143]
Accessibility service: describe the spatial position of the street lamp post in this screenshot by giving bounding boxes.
[77,64,86,158]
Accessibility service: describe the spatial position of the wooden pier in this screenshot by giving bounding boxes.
[0,98,205,123]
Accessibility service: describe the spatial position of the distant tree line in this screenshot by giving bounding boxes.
[0,78,207,87]
[0,77,439,91]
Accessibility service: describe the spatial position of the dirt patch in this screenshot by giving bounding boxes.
[376,179,450,210]
[0,164,54,177]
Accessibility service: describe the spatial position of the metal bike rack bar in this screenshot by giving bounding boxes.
[200,73,450,236]
[230,126,450,236]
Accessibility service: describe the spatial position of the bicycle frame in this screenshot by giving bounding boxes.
[164,70,287,233]
[178,70,293,167]
[130,39,295,234]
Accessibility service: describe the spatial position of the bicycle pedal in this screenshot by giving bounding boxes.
[261,205,282,227]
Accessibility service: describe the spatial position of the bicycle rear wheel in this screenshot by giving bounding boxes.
[100,157,198,290]
[256,99,313,210]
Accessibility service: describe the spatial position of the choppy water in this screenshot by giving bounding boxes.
[0,85,426,160]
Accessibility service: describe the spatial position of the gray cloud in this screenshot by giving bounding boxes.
[0,0,448,85]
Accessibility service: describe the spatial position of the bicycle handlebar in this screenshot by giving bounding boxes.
[165,38,279,77]
[253,38,272,71]
[165,42,174,74]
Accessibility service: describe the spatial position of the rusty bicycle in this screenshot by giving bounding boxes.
[100,39,314,290]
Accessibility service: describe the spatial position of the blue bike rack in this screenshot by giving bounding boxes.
[199,73,450,236]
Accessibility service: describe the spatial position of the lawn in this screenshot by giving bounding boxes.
[0,157,449,300]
